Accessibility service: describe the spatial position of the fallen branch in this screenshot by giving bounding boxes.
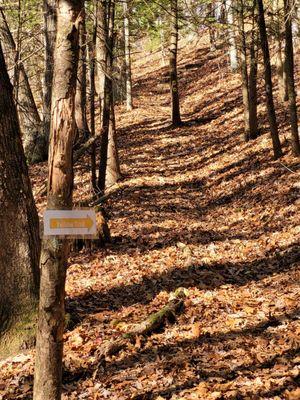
[97,288,186,360]
[125,287,186,338]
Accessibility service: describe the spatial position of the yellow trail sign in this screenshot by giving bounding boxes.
[44,210,97,237]
[50,216,94,230]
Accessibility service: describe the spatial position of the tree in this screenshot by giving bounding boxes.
[33,0,82,398]
[226,0,238,71]
[273,0,288,102]
[89,0,97,190]
[75,4,90,143]
[284,0,300,156]
[0,7,45,164]
[169,0,181,126]
[123,0,133,110]
[257,0,283,159]
[43,0,57,152]
[237,0,258,141]
[0,40,40,357]
[97,0,121,193]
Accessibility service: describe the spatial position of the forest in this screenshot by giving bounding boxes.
[0,0,299,399]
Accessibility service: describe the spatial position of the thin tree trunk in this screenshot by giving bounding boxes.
[208,2,217,51]
[237,0,251,141]
[97,0,115,193]
[0,8,45,164]
[89,1,97,190]
[169,0,181,126]
[0,41,40,357]
[226,0,238,71]
[106,99,121,188]
[284,0,300,156]
[257,0,283,159]
[274,0,288,102]
[123,0,133,110]
[43,0,57,154]
[75,5,90,143]
[33,0,82,398]
[248,0,258,139]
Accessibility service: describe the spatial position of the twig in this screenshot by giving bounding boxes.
[278,162,297,174]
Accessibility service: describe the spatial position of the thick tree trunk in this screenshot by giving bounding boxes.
[33,1,82,399]
[0,42,40,357]
[284,0,300,156]
[226,0,238,71]
[169,0,181,126]
[123,0,133,110]
[75,6,90,143]
[0,8,45,164]
[257,0,283,159]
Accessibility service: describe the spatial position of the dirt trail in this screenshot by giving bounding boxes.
[1,38,299,400]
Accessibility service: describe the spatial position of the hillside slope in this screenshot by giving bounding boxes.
[0,37,299,400]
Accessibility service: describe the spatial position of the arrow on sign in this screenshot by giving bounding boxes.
[50,216,94,230]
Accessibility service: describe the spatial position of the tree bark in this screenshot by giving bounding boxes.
[0,41,40,357]
[274,0,288,102]
[208,2,217,51]
[257,0,283,159]
[97,0,115,193]
[123,0,133,110]
[284,0,300,156]
[75,5,90,143]
[106,100,121,188]
[89,1,97,190]
[226,0,238,71]
[0,8,45,164]
[43,0,57,155]
[169,0,181,126]
[33,0,82,399]
[237,0,251,141]
[248,25,258,139]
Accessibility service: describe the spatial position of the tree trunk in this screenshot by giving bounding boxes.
[97,0,114,193]
[106,100,121,188]
[208,2,217,51]
[274,0,288,102]
[0,41,40,358]
[75,5,90,143]
[89,1,97,191]
[123,0,133,110]
[284,0,300,156]
[226,0,238,71]
[33,0,82,399]
[169,0,181,126]
[0,8,45,164]
[237,0,251,141]
[257,0,283,159]
[248,0,258,139]
[248,29,258,139]
[43,0,57,155]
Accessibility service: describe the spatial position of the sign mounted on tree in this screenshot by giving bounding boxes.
[43,210,97,237]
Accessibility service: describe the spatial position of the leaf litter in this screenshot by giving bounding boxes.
[0,35,299,399]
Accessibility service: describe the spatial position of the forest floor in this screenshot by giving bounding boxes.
[1,36,300,399]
